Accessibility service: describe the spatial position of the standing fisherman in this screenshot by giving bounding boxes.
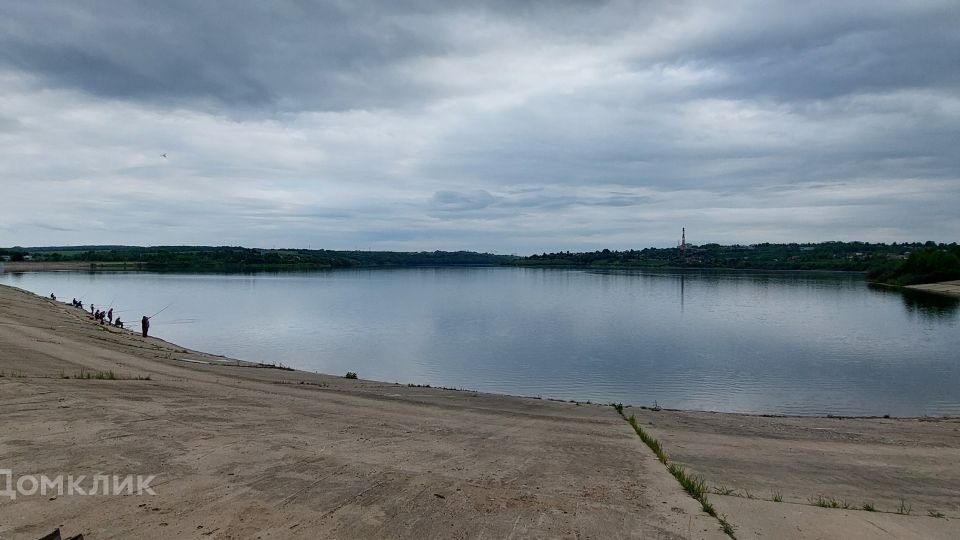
[107,308,113,324]
[140,302,171,338]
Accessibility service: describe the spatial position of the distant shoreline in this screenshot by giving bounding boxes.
[3,241,933,275]
[0,261,100,272]
[0,261,144,272]
[2,259,870,275]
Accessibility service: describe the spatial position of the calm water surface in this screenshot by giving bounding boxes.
[2,267,958,416]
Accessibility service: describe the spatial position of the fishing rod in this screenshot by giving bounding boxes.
[149,319,198,325]
[70,289,92,306]
[148,302,174,319]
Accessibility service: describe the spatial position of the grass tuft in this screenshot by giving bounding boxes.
[897,498,912,515]
[256,362,294,371]
[75,369,116,380]
[668,464,708,501]
[810,495,850,509]
[928,509,945,518]
[626,415,667,464]
[719,515,737,537]
[344,371,358,379]
[862,502,875,512]
[772,491,783,503]
[70,368,147,381]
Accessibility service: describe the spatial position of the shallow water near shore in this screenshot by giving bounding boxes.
[3,267,959,416]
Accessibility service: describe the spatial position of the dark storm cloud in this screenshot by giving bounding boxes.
[0,1,450,111]
[698,8,959,101]
[3,2,957,111]
[1,1,958,251]
[1,0,642,113]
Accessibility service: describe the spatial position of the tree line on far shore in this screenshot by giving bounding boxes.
[515,241,957,275]
[0,246,514,270]
[2,241,958,285]
[866,244,960,286]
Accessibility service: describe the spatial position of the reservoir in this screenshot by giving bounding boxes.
[3,267,958,416]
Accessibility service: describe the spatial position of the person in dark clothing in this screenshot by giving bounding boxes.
[107,308,113,324]
[115,318,123,329]
[141,316,150,337]
[90,305,95,315]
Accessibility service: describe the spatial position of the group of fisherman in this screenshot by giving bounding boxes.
[91,305,121,327]
[60,294,150,337]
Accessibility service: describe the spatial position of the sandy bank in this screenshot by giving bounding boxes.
[1,284,957,539]
[0,261,141,273]
[907,279,960,298]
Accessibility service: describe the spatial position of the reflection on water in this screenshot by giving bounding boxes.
[867,284,960,320]
[2,268,959,416]
[902,290,959,319]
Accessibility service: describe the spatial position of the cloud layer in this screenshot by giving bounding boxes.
[2,0,958,252]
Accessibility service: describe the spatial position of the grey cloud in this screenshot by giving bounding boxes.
[1,2,957,114]
[1,1,959,252]
[634,2,960,101]
[425,188,654,224]
[27,222,78,232]
[0,1,448,112]
[497,192,651,210]
[431,190,501,212]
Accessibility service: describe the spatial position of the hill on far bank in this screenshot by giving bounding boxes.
[2,241,958,281]
[0,245,515,270]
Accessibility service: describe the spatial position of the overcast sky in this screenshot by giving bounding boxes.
[1,1,958,253]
